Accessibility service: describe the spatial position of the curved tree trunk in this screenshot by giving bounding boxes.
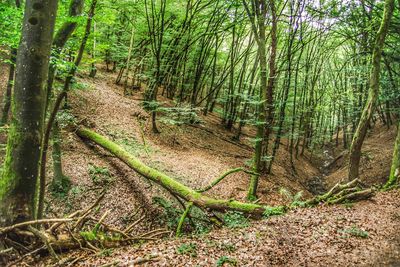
[348,0,395,181]
[76,127,283,216]
[0,0,58,226]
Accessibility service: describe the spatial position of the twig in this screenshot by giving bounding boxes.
[124,214,146,233]
[6,246,45,267]
[27,226,59,262]
[48,210,82,233]
[0,247,13,255]
[0,219,74,235]
[74,191,106,229]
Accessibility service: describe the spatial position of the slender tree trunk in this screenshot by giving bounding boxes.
[262,0,277,172]
[123,25,135,95]
[244,0,268,200]
[89,21,97,78]
[385,122,400,188]
[348,0,395,181]
[38,0,96,219]
[0,48,17,126]
[0,0,58,226]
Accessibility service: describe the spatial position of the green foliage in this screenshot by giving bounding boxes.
[340,226,369,239]
[262,206,286,218]
[80,230,97,241]
[152,197,211,235]
[56,109,77,128]
[108,129,153,157]
[279,188,306,207]
[0,3,22,52]
[153,196,181,229]
[88,164,113,185]
[223,211,249,228]
[176,243,197,257]
[216,256,237,267]
[50,175,72,198]
[159,105,202,125]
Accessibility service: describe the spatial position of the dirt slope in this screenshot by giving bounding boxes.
[39,190,400,267]
[1,65,399,266]
[44,65,320,227]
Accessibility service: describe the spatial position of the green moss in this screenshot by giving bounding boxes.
[76,127,286,216]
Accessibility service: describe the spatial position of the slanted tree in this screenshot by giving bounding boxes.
[0,0,58,225]
[348,0,395,181]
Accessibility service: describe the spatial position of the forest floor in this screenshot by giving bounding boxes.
[1,66,399,266]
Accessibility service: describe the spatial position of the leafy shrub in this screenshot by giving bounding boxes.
[216,256,237,266]
[224,211,249,228]
[279,188,306,207]
[88,164,113,185]
[56,109,77,128]
[177,243,197,257]
[262,206,286,218]
[50,175,71,198]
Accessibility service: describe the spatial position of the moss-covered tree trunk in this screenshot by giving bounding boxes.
[76,127,283,216]
[385,122,400,188]
[348,0,395,181]
[0,0,58,226]
[243,0,268,200]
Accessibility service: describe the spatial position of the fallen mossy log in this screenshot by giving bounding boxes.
[76,126,284,217]
[304,179,375,206]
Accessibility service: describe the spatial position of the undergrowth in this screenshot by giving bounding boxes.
[340,226,369,239]
[177,243,197,257]
[216,256,237,266]
[88,163,114,185]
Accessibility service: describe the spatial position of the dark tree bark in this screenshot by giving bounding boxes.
[0,49,17,126]
[0,0,58,226]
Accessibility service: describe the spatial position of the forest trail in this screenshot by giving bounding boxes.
[7,66,399,266]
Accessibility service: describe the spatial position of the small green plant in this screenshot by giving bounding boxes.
[216,256,237,266]
[50,175,72,198]
[262,206,286,218]
[340,226,369,238]
[224,211,249,228]
[176,243,197,257]
[98,248,113,257]
[152,196,181,229]
[56,109,77,128]
[220,242,236,252]
[343,202,354,209]
[279,188,306,207]
[88,164,113,185]
[70,185,84,196]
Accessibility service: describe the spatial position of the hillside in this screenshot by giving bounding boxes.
[6,66,397,266]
